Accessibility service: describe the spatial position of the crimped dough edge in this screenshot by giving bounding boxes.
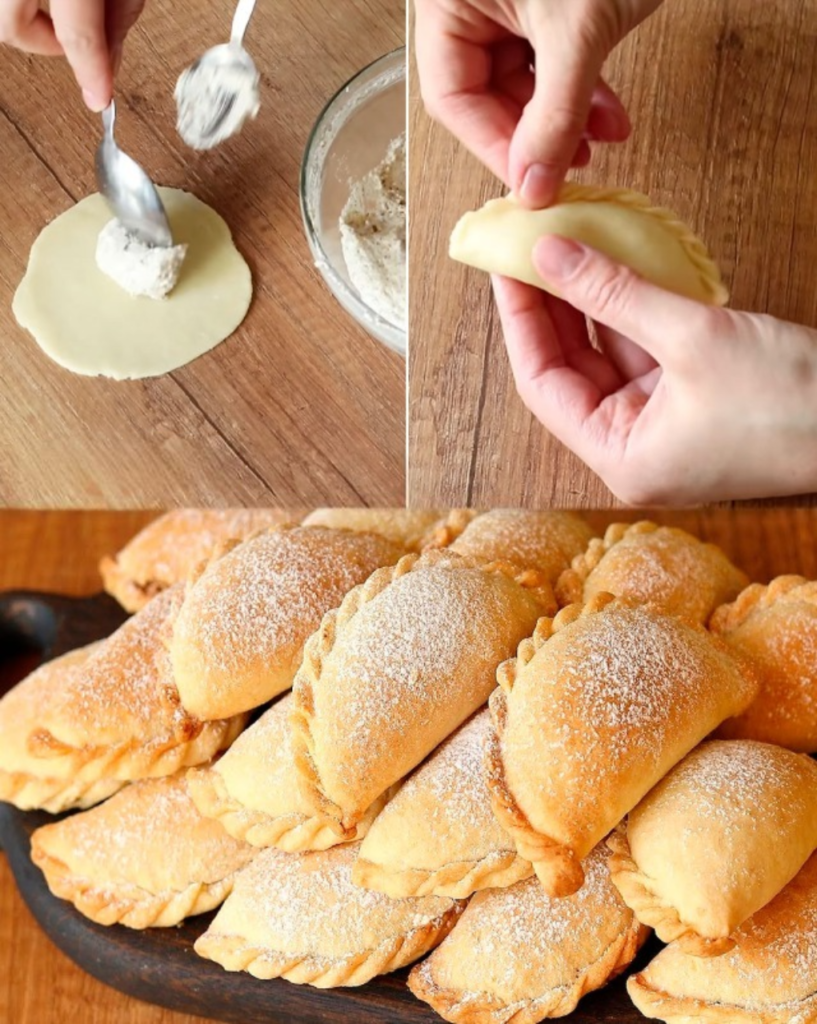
[0,769,123,813]
[627,969,817,1024]
[30,846,240,929]
[291,551,554,834]
[607,827,736,956]
[408,911,647,1024]
[194,903,464,988]
[710,575,816,634]
[352,847,533,900]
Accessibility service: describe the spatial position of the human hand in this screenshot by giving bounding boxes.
[0,0,146,111]
[494,237,817,504]
[414,0,662,207]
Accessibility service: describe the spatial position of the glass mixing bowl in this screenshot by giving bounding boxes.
[300,48,406,356]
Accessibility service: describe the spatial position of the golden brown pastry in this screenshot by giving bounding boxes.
[187,693,387,850]
[556,521,747,624]
[443,509,596,584]
[486,595,759,897]
[25,588,246,783]
[628,852,817,1024]
[301,508,450,552]
[608,740,817,957]
[408,843,647,1023]
[100,508,303,612]
[30,774,255,928]
[292,550,554,837]
[711,576,817,752]
[0,643,124,811]
[194,842,463,987]
[353,710,532,898]
[169,525,406,720]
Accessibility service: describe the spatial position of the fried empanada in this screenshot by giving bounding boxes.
[194,843,463,987]
[608,740,817,956]
[301,508,451,552]
[169,526,406,720]
[486,595,758,897]
[30,774,255,928]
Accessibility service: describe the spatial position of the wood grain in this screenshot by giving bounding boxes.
[0,0,405,508]
[408,0,817,508]
[2,507,817,1024]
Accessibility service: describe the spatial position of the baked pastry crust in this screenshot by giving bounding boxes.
[449,184,728,305]
[486,595,759,896]
[169,525,406,720]
[291,550,554,835]
[100,508,303,612]
[24,588,246,783]
[711,576,817,751]
[608,740,817,956]
[187,692,388,850]
[301,508,452,552]
[353,710,532,899]
[440,510,596,584]
[408,843,648,1023]
[194,842,463,987]
[0,642,126,812]
[555,521,747,624]
[628,852,817,1024]
[30,774,255,928]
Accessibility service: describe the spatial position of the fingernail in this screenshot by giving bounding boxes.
[82,88,108,112]
[519,163,558,206]
[534,236,586,278]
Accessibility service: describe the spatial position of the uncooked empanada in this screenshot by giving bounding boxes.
[25,588,245,783]
[100,508,303,612]
[408,843,647,1023]
[291,551,553,837]
[0,643,123,811]
[169,525,406,720]
[711,576,817,752]
[187,693,387,850]
[301,508,450,552]
[194,842,463,987]
[628,851,817,1024]
[30,774,255,928]
[450,184,728,305]
[353,710,532,898]
[441,509,596,584]
[556,521,747,624]
[486,595,758,897]
[608,740,817,956]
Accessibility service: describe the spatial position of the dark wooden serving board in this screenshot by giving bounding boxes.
[0,591,652,1023]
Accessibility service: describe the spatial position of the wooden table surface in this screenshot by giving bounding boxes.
[0,0,405,508]
[408,0,817,508]
[3,506,817,1024]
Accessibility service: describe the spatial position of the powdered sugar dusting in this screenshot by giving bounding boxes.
[212,842,455,959]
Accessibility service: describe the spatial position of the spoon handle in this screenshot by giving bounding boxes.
[101,99,116,140]
[230,0,257,46]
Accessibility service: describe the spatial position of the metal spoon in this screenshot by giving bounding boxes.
[95,100,173,248]
[174,0,260,150]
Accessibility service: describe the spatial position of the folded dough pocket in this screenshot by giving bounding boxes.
[449,183,728,305]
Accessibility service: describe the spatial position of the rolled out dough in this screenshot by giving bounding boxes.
[449,185,728,306]
[13,187,253,380]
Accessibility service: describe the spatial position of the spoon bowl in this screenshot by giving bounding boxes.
[95,101,173,248]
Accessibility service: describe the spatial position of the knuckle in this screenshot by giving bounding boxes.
[584,263,636,317]
[55,26,101,55]
[539,104,587,143]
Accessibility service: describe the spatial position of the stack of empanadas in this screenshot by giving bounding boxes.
[2,511,815,1024]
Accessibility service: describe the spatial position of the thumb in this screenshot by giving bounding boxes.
[509,14,605,207]
[532,235,716,363]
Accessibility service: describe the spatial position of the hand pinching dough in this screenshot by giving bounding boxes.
[450,183,728,306]
[13,187,252,380]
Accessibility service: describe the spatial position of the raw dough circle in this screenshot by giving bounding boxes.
[13,188,252,380]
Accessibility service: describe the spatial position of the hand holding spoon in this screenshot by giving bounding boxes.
[174,0,260,150]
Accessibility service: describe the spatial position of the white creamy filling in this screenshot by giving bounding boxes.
[95,219,188,300]
[339,134,407,327]
[175,63,260,151]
